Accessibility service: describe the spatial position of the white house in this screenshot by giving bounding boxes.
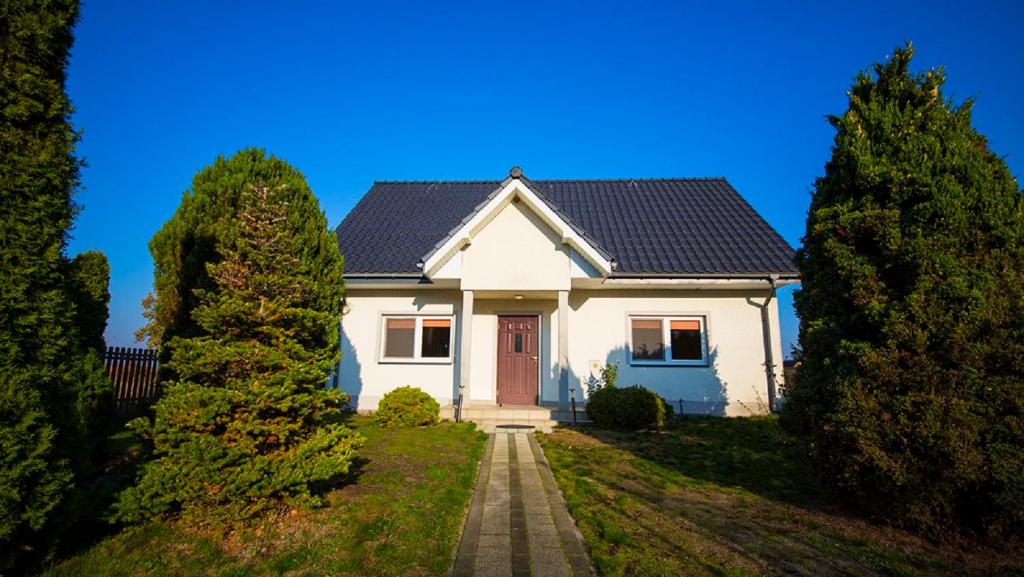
[335,167,799,419]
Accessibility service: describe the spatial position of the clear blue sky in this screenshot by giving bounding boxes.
[66,0,1024,355]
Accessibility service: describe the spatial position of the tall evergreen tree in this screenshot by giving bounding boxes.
[0,0,112,567]
[786,44,1024,538]
[117,150,361,523]
[137,149,309,352]
[68,250,111,354]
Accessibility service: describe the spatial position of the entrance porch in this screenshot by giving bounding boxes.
[457,290,581,414]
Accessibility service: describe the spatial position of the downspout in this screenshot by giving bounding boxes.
[335,294,352,391]
[759,275,779,412]
[334,301,343,389]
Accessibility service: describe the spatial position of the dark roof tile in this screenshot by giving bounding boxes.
[335,178,798,276]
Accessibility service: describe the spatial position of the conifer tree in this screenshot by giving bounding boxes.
[68,250,111,354]
[0,0,112,567]
[138,149,311,352]
[117,152,362,523]
[786,44,1024,538]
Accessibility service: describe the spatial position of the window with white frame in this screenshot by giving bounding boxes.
[380,316,454,362]
[629,316,707,365]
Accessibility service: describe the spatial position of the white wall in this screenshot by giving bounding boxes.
[341,287,783,417]
[568,289,783,416]
[339,289,460,410]
[460,200,571,291]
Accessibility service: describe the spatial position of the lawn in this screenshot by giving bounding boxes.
[538,417,1023,577]
[42,416,486,577]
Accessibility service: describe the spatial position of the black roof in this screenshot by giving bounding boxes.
[335,176,798,276]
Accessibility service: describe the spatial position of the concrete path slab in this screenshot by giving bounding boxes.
[452,432,595,577]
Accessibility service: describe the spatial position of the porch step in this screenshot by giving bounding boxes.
[550,410,591,423]
[440,404,590,429]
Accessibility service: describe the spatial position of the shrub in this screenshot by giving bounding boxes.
[584,386,616,426]
[586,385,670,431]
[659,395,676,421]
[375,386,441,428]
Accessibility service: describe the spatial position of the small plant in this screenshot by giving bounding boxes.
[586,361,619,397]
[586,385,671,430]
[599,362,619,389]
[375,386,440,428]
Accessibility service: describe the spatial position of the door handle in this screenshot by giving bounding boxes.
[530,356,538,360]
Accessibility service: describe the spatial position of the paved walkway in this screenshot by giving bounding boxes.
[452,432,595,577]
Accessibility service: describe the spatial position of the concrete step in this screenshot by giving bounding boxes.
[440,404,590,424]
[550,410,591,423]
[461,407,553,420]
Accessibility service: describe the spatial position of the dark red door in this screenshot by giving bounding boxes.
[497,316,539,405]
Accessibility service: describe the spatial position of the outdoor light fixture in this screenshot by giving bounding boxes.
[514,294,524,300]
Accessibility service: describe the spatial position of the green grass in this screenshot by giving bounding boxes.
[42,416,486,577]
[539,417,1022,577]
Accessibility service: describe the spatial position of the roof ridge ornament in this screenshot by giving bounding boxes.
[509,166,523,179]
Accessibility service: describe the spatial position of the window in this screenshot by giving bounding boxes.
[669,320,702,360]
[384,318,415,358]
[381,316,454,362]
[630,319,664,360]
[421,319,452,358]
[629,316,707,365]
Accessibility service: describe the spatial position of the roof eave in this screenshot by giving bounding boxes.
[610,272,801,281]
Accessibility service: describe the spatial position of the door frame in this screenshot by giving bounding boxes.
[495,312,542,406]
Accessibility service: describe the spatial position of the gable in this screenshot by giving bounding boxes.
[420,178,613,280]
[459,199,570,290]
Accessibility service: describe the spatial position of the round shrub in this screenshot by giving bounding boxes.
[375,386,440,428]
[584,386,614,426]
[615,386,670,430]
[586,385,670,430]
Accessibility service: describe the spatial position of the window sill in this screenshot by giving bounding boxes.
[630,360,709,367]
[378,358,454,365]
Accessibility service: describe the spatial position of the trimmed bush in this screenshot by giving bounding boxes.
[586,385,670,430]
[584,386,615,426]
[375,387,440,428]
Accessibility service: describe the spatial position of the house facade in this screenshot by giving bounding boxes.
[335,168,799,417]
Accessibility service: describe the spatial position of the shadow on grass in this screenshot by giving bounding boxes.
[49,415,151,564]
[570,415,824,508]
[543,417,1024,577]
[318,409,371,489]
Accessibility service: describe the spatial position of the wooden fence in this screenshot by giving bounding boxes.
[103,346,160,415]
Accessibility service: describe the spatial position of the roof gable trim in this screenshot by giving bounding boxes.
[420,179,614,278]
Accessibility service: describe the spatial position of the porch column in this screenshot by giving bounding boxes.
[558,289,569,409]
[459,290,474,408]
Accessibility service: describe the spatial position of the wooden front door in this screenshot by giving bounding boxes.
[497,315,539,405]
